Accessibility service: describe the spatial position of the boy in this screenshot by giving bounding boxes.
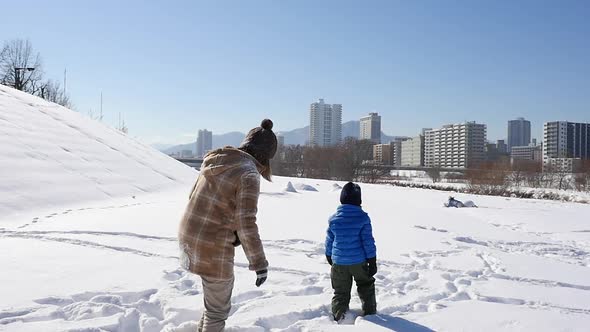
[325,182,377,322]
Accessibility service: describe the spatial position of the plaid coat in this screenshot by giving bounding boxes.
[178,147,268,281]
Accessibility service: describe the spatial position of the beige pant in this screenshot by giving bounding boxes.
[198,276,235,332]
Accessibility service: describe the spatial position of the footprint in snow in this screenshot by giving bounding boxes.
[163,269,184,281]
[285,286,324,296]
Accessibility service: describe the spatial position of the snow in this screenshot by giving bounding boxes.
[1,85,590,331]
[0,85,196,224]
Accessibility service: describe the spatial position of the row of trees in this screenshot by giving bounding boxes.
[271,142,590,193]
[465,159,590,192]
[0,39,71,107]
[271,139,388,183]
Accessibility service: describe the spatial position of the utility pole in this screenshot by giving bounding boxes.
[64,68,67,94]
[14,68,19,90]
[100,92,103,121]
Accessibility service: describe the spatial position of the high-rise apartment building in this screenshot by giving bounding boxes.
[373,143,393,165]
[424,122,487,168]
[401,136,425,167]
[196,129,213,158]
[373,138,408,166]
[392,139,405,166]
[309,99,342,146]
[360,112,381,143]
[543,121,590,171]
[507,117,531,152]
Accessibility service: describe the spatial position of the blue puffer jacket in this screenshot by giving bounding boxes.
[325,204,377,265]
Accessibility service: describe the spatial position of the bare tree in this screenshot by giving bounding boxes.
[282,145,305,177]
[465,160,511,195]
[425,167,442,183]
[1,39,73,108]
[340,139,375,181]
[511,159,541,188]
[357,164,388,184]
[0,39,44,93]
[574,160,590,192]
[550,165,572,191]
[38,79,72,108]
[518,160,543,188]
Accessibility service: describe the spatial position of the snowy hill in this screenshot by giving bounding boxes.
[0,85,196,220]
[1,85,590,331]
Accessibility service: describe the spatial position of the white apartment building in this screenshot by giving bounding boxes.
[543,121,590,172]
[544,158,582,173]
[511,144,542,161]
[309,99,342,146]
[401,135,425,167]
[196,129,212,158]
[424,122,487,168]
[391,139,405,166]
[360,112,381,143]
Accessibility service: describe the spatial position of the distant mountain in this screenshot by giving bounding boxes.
[151,143,173,151]
[211,131,246,149]
[163,142,193,155]
[342,120,360,139]
[162,131,245,155]
[276,126,309,145]
[159,122,403,154]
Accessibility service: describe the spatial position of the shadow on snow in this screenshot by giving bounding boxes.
[364,315,435,332]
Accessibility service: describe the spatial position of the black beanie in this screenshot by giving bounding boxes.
[340,182,362,206]
[239,119,278,181]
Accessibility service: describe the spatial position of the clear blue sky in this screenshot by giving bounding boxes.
[2,0,589,144]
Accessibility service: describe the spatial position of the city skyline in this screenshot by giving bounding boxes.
[2,1,589,145]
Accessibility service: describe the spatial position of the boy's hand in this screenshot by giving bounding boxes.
[366,257,377,276]
[326,255,333,265]
[255,269,267,287]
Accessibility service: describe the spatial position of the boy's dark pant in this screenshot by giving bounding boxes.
[331,263,376,317]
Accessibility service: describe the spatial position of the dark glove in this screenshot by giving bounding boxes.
[366,257,377,277]
[326,255,333,266]
[232,231,241,247]
[255,269,267,287]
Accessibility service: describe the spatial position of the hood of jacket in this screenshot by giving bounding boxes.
[200,147,264,178]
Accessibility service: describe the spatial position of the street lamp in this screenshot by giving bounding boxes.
[14,67,35,91]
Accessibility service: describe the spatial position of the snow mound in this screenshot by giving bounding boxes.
[0,85,196,218]
[332,183,342,191]
[294,183,318,192]
[284,181,297,193]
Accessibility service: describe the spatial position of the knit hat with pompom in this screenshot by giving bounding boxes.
[239,119,278,181]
